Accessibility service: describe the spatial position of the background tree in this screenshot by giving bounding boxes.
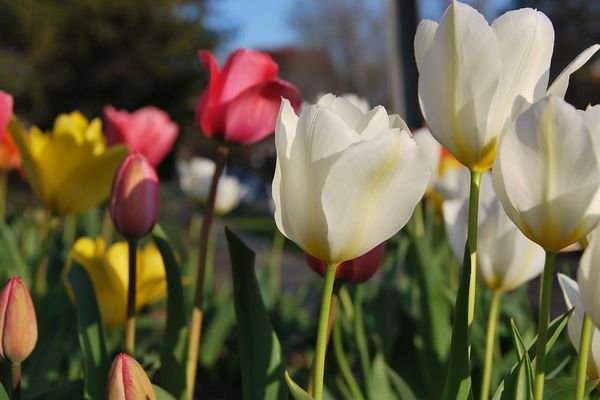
[0,0,222,127]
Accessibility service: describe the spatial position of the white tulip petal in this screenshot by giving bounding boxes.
[414,19,438,73]
[317,94,364,129]
[546,44,600,99]
[388,114,410,132]
[321,130,429,262]
[413,127,441,189]
[489,8,554,135]
[418,1,501,168]
[558,273,600,379]
[356,106,390,140]
[434,166,470,201]
[578,233,600,330]
[442,199,467,264]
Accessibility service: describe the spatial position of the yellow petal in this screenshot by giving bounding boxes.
[8,117,44,201]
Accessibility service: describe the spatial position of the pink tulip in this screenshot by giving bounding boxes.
[104,106,178,167]
[305,243,386,284]
[0,277,38,363]
[110,154,159,240]
[195,48,302,144]
[107,353,156,400]
[0,91,14,141]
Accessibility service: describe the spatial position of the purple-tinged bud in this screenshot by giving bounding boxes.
[110,153,159,239]
[0,277,38,363]
[305,243,385,284]
[107,353,156,400]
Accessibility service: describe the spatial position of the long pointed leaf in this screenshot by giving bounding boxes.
[225,227,287,400]
[152,225,188,400]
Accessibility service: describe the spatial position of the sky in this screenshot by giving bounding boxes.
[206,0,513,59]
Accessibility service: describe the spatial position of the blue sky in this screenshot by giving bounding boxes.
[207,0,512,58]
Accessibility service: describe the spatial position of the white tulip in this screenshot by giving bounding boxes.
[492,96,600,252]
[177,157,246,215]
[558,273,600,379]
[413,126,469,201]
[415,1,599,171]
[272,94,429,264]
[576,232,600,332]
[443,173,545,292]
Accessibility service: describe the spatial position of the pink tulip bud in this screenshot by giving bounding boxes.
[107,353,156,400]
[195,49,302,144]
[110,153,159,240]
[305,243,385,284]
[0,91,13,141]
[0,277,38,363]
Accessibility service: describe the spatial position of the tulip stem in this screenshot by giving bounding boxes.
[312,263,337,400]
[186,144,229,399]
[11,363,21,400]
[575,313,593,399]
[269,229,285,302]
[0,171,7,222]
[442,169,481,400]
[125,238,137,356]
[533,251,557,400]
[480,290,501,400]
[333,310,365,400]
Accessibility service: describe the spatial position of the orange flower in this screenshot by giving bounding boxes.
[0,133,21,171]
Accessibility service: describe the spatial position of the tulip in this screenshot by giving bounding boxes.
[9,111,128,215]
[195,48,302,143]
[0,91,12,141]
[558,274,600,383]
[104,106,179,167]
[177,157,246,215]
[0,133,21,171]
[107,353,156,400]
[66,238,166,328]
[273,93,429,264]
[110,153,159,240]
[273,93,428,400]
[443,173,545,293]
[0,277,37,363]
[415,1,599,171]
[305,243,385,284]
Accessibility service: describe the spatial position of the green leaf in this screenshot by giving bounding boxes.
[152,225,188,400]
[367,353,396,400]
[154,385,178,400]
[510,319,527,360]
[0,221,29,283]
[543,378,598,399]
[284,371,314,400]
[200,295,235,367]
[26,380,84,400]
[225,227,287,400]
[0,383,8,400]
[387,365,418,400]
[67,264,109,400]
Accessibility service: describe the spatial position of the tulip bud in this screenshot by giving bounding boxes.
[110,153,159,239]
[107,353,156,400]
[305,243,385,284]
[0,277,38,363]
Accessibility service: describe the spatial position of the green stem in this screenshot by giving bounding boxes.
[354,285,372,395]
[11,362,21,400]
[101,207,113,244]
[186,145,229,399]
[204,223,217,294]
[442,169,482,400]
[312,263,337,400]
[333,312,365,400]
[480,290,501,400]
[125,239,137,356]
[269,229,285,301]
[412,200,425,238]
[533,251,557,400]
[0,171,7,222]
[62,214,77,248]
[575,313,593,399]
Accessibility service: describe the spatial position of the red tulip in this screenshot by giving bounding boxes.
[107,353,156,400]
[0,277,38,363]
[110,153,159,240]
[195,48,302,144]
[0,91,13,141]
[104,106,178,167]
[305,243,385,284]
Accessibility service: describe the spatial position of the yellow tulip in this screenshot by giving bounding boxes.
[9,112,127,215]
[65,237,167,328]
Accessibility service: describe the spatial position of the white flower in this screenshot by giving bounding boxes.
[443,173,545,292]
[177,157,246,215]
[492,96,600,252]
[272,93,429,263]
[415,1,599,171]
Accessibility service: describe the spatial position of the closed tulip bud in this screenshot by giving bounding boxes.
[107,353,156,400]
[305,243,385,284]
[110,153,159,240]
[0,277,38,363]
